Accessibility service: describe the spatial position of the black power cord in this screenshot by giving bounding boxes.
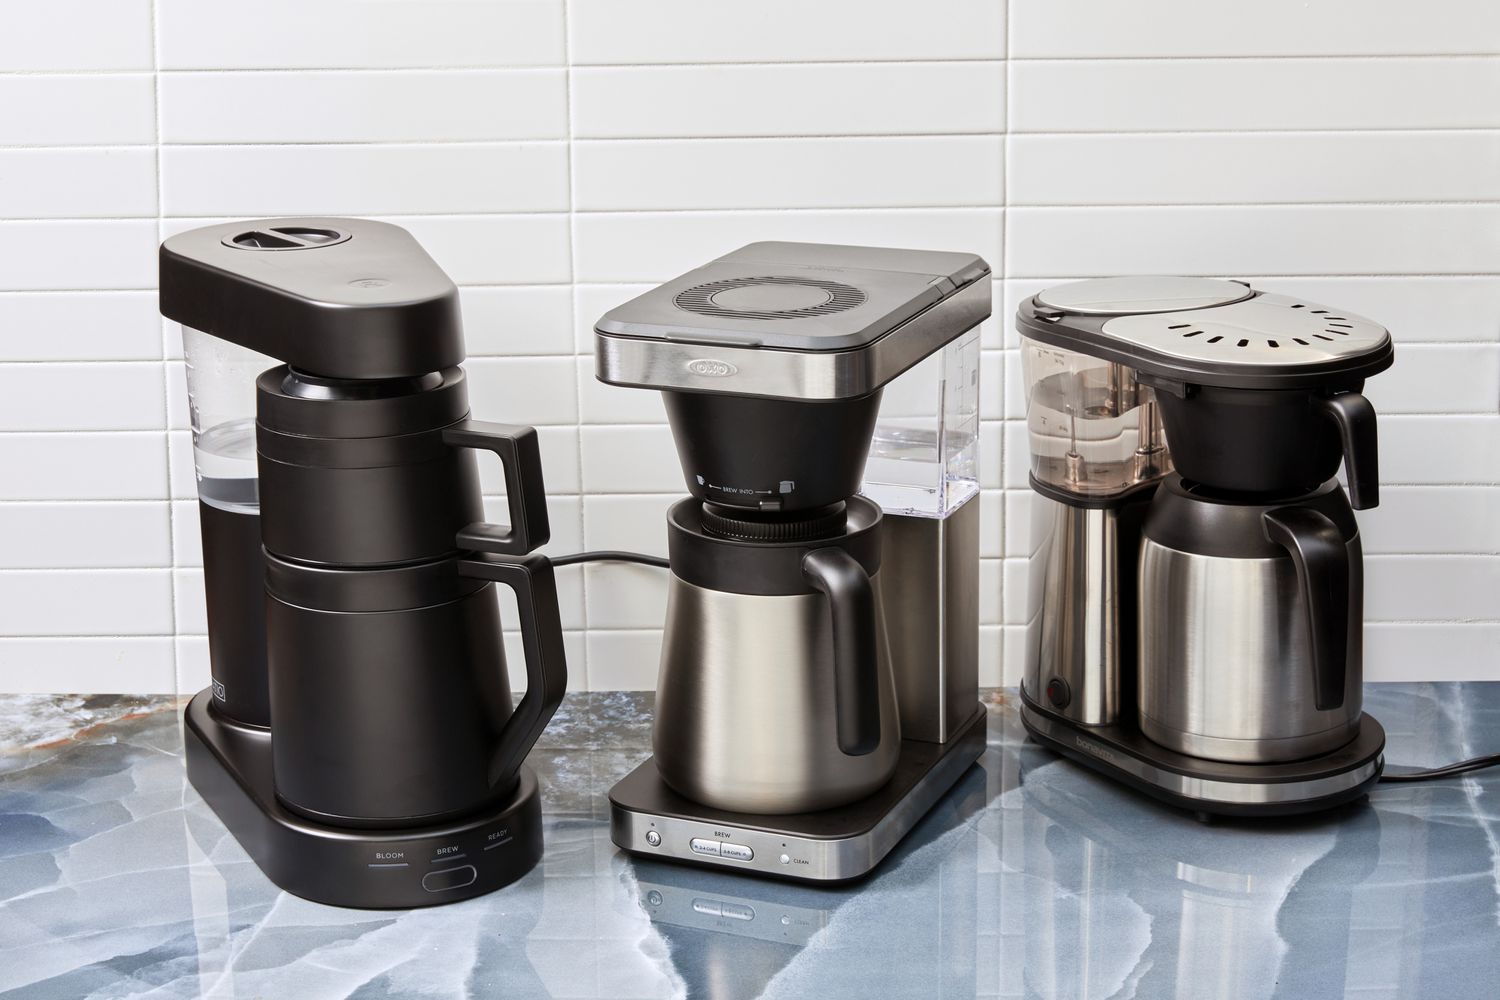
[550,548,1500,782]
[550,550,669,569]
[1380,752,1500,783]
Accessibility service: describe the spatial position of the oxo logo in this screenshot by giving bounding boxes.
[686,358,737,377]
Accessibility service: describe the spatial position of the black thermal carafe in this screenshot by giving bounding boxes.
[162,218,567,908]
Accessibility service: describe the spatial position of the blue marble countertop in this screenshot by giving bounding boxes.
[1,684,1497,999]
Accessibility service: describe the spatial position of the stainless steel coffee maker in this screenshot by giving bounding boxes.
[599,242,989,880]
[1017,277,1394,816]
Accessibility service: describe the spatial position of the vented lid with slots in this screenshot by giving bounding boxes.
[1018,276,1393,390]
[595,242,991,400]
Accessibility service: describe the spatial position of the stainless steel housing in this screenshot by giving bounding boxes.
[653,574,902,814]
[880,499,979,744]
[1137,535,1364,763]
[1023,494,1141,727]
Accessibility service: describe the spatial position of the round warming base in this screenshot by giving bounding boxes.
[183,690,544,909]
[1018,685,1385,818]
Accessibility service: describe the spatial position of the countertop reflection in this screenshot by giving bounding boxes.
[1,685,1497,999]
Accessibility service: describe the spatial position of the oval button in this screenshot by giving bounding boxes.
[422,865,478,893]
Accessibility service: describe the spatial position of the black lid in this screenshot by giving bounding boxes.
[160,218,463,379]
[1019,277,1394,391]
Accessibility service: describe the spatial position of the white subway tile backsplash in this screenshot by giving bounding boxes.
[979,558,1002,627]
[1378,416,1500,484]
[0,504,170,569]
[1364,624,1500,682]
[1365,556,1500,622]
[0,434,166,501]
[462,287,574,357]
[579,426,681,495]
[575,137,1003,211]
[1359,487,1500,554]
[0,222,157,291]
[0,363,163,432]
[577,360,668,425]
[1011,0,1500,57]
[1007,206,1500,277]
[584,630,662,691]
[573,63,1005,139]
[583,564,668,630]
[504,631,588,694]
[0,150,156,220]
[0,638,174,693]
[158,0,566,70]
[569,0,1005,64]
[173,568,206,635]
[3,0,1496,694]
[162,144,569,216]
[575,209,1003,283]
[171,500,201,567]
[466,356,578,426]
[161,70,568,144]
[388,216,571,285]
[176,635,208,694]
[0,76,156,147]
[1367,346,1500,415]
[0,1,152,71]
[0,570,172,636]
[1011,58,1500,132]
[167,430,196,500]
[1010,132,1500,205]
[0,292,159,361]
[582,496,675,555]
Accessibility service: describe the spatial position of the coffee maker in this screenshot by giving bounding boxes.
[162,218,568,907]
[598,242,990,880]
[1016,277,1394,816]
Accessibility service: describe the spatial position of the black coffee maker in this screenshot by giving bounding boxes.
[162,218,567,908]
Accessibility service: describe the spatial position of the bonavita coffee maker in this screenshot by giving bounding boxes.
[598,242,990,880]
[1017,277,1394,816]
[162,219,567,907]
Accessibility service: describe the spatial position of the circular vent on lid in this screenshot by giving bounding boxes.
[673,276,866,320]
[222,226,351,251]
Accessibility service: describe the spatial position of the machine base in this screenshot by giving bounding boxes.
[1018,686,1385,817]
[183,689,544,908]
[609,704,987,882]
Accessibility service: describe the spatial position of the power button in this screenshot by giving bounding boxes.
[1045,677,1071,709]
[645,830,661,847]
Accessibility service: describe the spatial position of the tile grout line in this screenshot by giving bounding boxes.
[560,0,593,692]
[148,0,180,700]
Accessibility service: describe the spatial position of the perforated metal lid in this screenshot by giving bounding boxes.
[1018,277,1393,389]
[1035,276,1252,315]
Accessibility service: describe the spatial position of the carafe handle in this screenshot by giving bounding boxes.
[459,553,569,792]
[449,420,567,792]
[802,547,881,756]
[1263,507,1350,712]
[444,419,551,554]
[1317,392,1380,510]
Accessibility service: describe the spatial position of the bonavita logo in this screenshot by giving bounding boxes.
[1074,735,1118,765]
[687,358,737,377]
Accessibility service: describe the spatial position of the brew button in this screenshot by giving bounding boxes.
[721,843,754,862]
[645,830,661,847]
[691,898,722,917]
[721,903,755,921]
[422,865,477,893]
[689,838,721,857]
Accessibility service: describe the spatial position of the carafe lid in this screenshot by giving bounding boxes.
[1019,277,1393,390]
